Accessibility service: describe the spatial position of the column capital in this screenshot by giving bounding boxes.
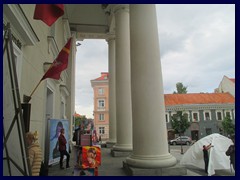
[111,4,129,14]
[106,33,115,42]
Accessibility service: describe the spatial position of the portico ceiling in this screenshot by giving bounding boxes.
[64,4,112,40]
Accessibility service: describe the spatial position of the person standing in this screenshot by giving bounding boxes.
[58,128,70,169]
[203,143,213,174]
[226,135,235,171]
[26,131,42,176]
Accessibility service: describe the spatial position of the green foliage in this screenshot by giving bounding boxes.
[75,115,87,128]
[222,114,235,136]
[171,111,190,135]
[173,82,188,94]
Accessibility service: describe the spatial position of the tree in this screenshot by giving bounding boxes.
[173,82,188,94]
[171,111,190,135]
[75,115,87,128]
[222,114,235,137]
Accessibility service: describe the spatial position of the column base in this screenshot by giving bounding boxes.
[123,161,186,176]
[112,144,132,152]
[106,141,116,148]
[126,153,177,168]
[111,149,132,157]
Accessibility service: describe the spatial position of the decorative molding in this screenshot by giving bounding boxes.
[47,36,59,57]
[63,19,71,42]
[105,33,115,42]
[3,23,22,49]
[190,122,199,131]
[166,103,235,112]
[60,85,70,97]
[76,32,109,40]
[111,4,129,14]
[3,4,39,46]
[43,62,52,73]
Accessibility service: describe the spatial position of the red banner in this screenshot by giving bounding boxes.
[41,38,72,81]
[33,4,64,26]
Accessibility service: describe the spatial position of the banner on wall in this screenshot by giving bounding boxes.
[48,119,69,165]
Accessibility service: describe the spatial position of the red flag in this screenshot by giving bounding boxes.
[33,4,64,26]
[41,38,72,81]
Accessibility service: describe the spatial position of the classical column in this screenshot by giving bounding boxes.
[126,4,176,168]
[106,35,117,147]
[112,4,132,154]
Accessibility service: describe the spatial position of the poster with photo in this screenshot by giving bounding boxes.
[82,146,101,169]
[48,119,69,165]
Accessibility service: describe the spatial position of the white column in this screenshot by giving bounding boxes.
[126,4,177,168]
[112,4,132,152]
[106,35,117,145]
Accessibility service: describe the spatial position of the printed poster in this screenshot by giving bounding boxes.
[48,119,69,165]
[74,168,95,176]
[82,146,101,169]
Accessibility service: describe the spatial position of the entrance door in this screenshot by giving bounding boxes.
[191,130,199,141]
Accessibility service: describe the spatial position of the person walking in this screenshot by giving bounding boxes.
[58,128,70,169]
[26,131,42,176]
[203,143,213,174]
[226,135,235,171]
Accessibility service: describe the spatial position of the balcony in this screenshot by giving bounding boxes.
[97,107,106,111]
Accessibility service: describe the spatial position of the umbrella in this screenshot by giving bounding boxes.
[180,133,233,176]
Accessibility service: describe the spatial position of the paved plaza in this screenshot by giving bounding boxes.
[48,145,235,176]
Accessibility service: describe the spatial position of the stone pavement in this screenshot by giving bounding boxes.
[47,146,235,176]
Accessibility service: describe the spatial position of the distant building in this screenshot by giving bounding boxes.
[165,93,235,141]
[215,75,235,97]
[91,72,109,141]
[90,73,235,142]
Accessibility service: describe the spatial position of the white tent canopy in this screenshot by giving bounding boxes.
[180,133,233,176]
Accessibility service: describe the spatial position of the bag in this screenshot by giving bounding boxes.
[69,144,72,154]
[39,161,45,176]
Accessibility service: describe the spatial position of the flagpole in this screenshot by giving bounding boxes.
[23,62,55,103]
[29,80,42,97]
[23,37,72,103]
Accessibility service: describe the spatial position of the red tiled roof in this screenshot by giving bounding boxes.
[74,113,81,117]
[75,113,86,118]
[164,93,234,106]
[225,76,235,83]
[229,78,235,83]
[93,72,109,81]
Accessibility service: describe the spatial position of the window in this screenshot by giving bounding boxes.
[98,100,105,108]
[216,111,223,121]
[98,88,104,95]
[183,112,190,122]
[165,114,169,123]
[192,112,199,122]
[99,114,104,121]
[225,111,232,119]
[204,112,210,120]
[99,127,105,134]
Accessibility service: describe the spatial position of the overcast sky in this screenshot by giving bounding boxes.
[75,4,235,118]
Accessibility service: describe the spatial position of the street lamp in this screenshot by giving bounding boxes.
[178,117,184,155]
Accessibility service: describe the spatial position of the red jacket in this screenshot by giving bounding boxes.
[58,134,67,151]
